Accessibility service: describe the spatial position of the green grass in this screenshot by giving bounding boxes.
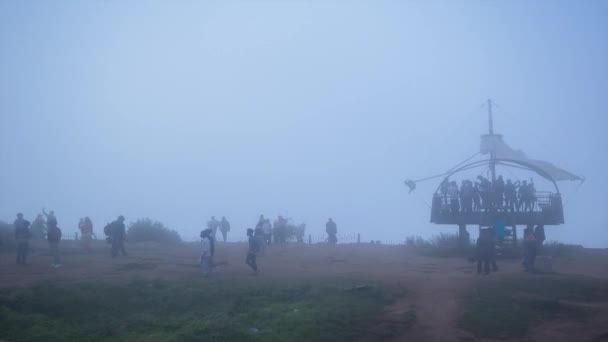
[405,233,474,258]
[459,275,608,339]
[0,277,391,342]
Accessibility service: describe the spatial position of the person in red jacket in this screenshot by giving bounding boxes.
[79,217,94,250]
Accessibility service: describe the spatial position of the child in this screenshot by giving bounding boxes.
[245,228,259,274]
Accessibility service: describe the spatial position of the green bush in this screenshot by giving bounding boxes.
[406,233,473,258]
[0,221,15,250]
[126,218,181,244]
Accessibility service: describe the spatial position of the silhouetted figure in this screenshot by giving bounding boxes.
[110,216,127,257]
[200,228,214,275]
[219,216,230,242]
[460,180,474,213]
[523,226,537,272]
[47,222,62,268]
[245,228,259,274]
[79,217,94,250]
[326,218,338,244]
[207,216,220,240]
[14,213,31,265]
[30,214,46,240]
[42,208,57,228]
[472,183,481,212]
[504,179,517,212]
[477,176,492,211]
[273,216,287,244]
[494,176,505,210]
[262,219,272,245]
[534,224,545,254]
[518,180,529,211]
[448,181,460,213]
[476,228,495,275]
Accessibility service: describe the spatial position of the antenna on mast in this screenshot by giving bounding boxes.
[487,98,496,183]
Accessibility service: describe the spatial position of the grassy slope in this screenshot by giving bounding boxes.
[0,277,391,342]
[459,274,608,339]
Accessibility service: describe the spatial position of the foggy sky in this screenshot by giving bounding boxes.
[1,1,607,246]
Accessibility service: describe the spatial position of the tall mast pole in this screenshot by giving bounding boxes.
[488,98,496,183]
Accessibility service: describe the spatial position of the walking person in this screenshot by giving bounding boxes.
[110,216,128,257]
[219,216,231,242]
[14,213,31,265]
[245,228,259,274]
[200,228,214,276]
[326,218,338,244]
[47,221,62,268]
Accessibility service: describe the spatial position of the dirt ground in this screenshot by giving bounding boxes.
[1,240,607,341]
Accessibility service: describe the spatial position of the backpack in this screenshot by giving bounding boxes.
[104,223,112,236]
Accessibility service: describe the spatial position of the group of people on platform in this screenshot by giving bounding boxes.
[440,175,538,214]
[475,224,546,275]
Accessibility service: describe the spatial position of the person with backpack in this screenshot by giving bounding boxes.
[47,220,62,268]
[219,216,231,242]
[245,228,259,274]
[14,213,31,265]
[108,216,127,257]
[326,218,338,244]
[200,228,215,276]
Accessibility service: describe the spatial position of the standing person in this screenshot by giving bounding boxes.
[42,208,57,228]
[262,219,272,245]
[30,214,46,240]
[245,228,259,274]
[476,228,493,275]
[47,221,62,268]
[494,176,505,210]
[326,218,338,244]
[274,216,287,244]
[110,216,128,257]
[448,181,460,213]
[200,228,214,276]
[504,180,517,212]
[219,216,231,242]
[14,213,31,265]
[79,217,94,250]
[534,225,546,254]
[207,216,220,240]
[522,227,538,272]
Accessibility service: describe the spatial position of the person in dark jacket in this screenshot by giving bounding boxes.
[326,218,337,244]
[14,213,31,265]
[245,228,259,274]
[534,225,546,254]
[47,221,62,268]
[476,228,495,275]
[111,216,127,257]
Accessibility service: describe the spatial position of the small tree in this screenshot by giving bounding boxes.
[0,220,15,249]
[127,218,182,244]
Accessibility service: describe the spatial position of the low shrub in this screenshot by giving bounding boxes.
[405,233,473,258]
[126,218,181,244]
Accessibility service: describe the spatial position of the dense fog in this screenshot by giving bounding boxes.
[1,1,606,246]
